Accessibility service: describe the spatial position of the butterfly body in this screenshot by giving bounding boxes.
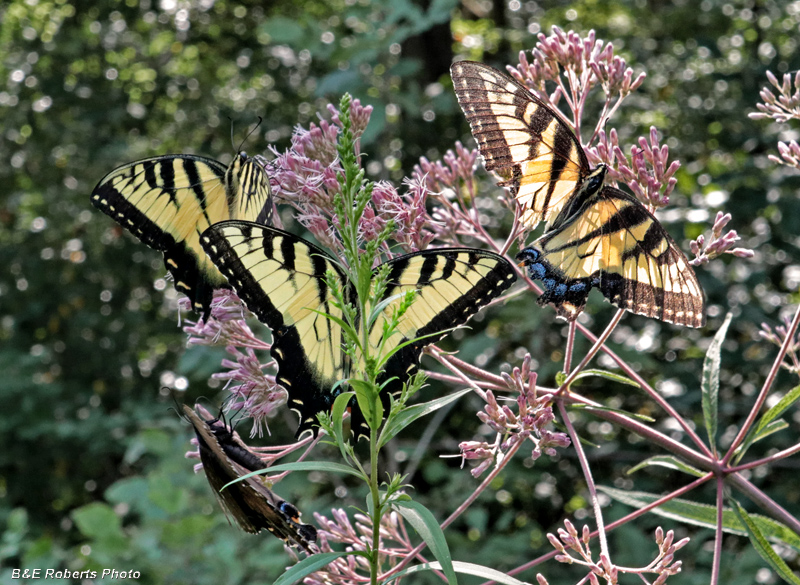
[183,404,318,551]
[200,221,518,436]
[91,152,272,318]
[451,61,705,327]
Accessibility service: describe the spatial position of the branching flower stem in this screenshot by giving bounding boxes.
[722,302,800,465]
[557,399,609,561]
[563,321,577,374]
[506,473,713,578]
[426,347,490,401]
[559,309,625,393]
[572,317,713,458]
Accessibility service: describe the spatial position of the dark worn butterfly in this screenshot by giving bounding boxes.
[451,60,705,327]
[91,152,273,319]
[199,221,518,436]
[183,404,317,552]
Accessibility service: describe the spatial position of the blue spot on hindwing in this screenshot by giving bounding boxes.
[529,263,547,280]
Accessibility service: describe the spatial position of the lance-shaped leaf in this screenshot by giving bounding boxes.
[702,312,732,453]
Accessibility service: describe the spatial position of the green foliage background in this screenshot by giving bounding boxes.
[1,0,799,582]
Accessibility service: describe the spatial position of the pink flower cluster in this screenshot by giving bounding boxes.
[751,70,800,170]
[589,127,680,209]
[759,314,800,374]
[460,356,570,477]
[689,211,754,266]
[267,99,446,255]
[297,509,413,585]
[182,290,287,436]
[539,522,688,585]
[509,26,644,130]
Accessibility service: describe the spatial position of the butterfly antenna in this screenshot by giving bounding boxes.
[168,389,189,422]
[237,117,263,154]
[229,116,236,152]
[229,403,248,433]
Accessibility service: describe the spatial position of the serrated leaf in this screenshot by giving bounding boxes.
[571,368,640,388]
[730,498,800,585]
[386,561,531,585]
[274,552,360,585]
[600,486,800,553]
[702,312,732,453]
[392,500,456,584]
[380,388,471,447]
[626,455,705,477]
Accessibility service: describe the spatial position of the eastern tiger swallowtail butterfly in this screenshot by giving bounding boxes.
[199,221,518,436]
[183,404,318,552]
[451,61,705,328]
[91,152,273,319]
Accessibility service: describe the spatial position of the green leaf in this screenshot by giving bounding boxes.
[754,384,800,434]
[730,498,800,585]
[70,503,127,553]
[392,500,457,584]
[702,311,732,453]
[380,388,471,447]
[332,390,355,457]
[571,368,640,388]
[273,552,360,585]
[599,486,800,553]
[736,384,800,462]
[626,455,705,477]
[366,290,409,331]
[351,379,382,431]
[386,561,530,585]
[224,461,364,488]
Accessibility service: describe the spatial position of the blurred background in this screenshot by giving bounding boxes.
[2,0,799,583]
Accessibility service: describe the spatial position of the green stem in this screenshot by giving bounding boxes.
[370,424,381,585]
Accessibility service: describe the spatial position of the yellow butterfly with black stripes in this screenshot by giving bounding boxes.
[199,221,517,436]
[183,404,317,552]
[451,60,705,328]
[91,152,273,319]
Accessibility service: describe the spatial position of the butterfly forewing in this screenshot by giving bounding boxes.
[199,222,348,436]
[91,152,273,317]
[450,60,588,230]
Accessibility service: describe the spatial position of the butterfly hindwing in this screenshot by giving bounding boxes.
[451,60,588,230]
[183,404,317,552]
[201,221,518,436]
[91,153,273,318]
[517,187,705,328]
